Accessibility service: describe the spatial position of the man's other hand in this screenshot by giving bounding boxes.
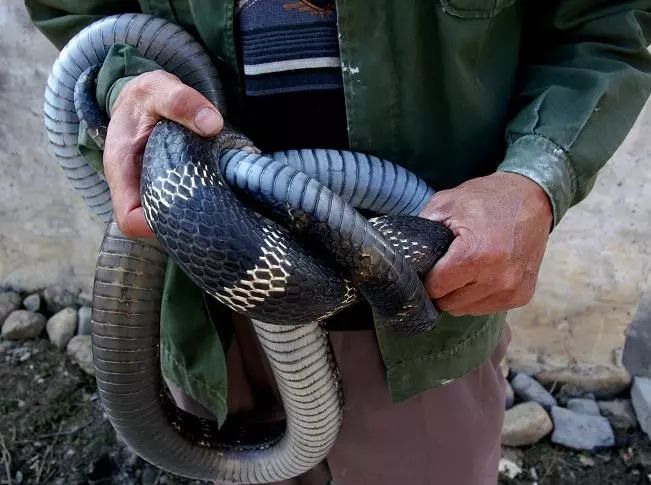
[105,70,224,238]
[420,172,553,316]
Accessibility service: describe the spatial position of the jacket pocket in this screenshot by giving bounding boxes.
[439,0,516,19]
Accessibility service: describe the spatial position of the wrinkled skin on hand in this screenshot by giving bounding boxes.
[420,172,553,316]
[105,70,224,238]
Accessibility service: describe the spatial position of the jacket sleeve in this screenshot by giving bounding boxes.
[25,0,141,49]
[497,1,651,226]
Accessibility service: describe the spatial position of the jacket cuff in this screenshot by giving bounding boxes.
[497,134,577,228]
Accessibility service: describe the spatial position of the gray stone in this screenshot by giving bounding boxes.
[557,384,596,405]
[550,406,615,451]
[511,373,557,410]
[623,285,651,377]
[505,379,515,409]
[77,306,92,336]
[567,398,601,416]
[536,363,631,399]
[66,335,94,376]
[46,308,77,349]
[1,310,46,340]
[631,377,651,439]
[505,348,546,376]
[597,399,637,431]
[22,293,41,312]
[43,285,79,314]
[502,402,553,447]
[0,291,21,325]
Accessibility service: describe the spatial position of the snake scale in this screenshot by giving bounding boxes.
[44,14,453,483]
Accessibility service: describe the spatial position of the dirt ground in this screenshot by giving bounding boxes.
[0,340,649,485]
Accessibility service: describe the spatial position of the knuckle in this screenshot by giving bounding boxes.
[502,269,523,292]
[165,83,195,116]
[135,70,173,91]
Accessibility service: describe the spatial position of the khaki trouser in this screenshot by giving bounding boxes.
[213,318,510,485]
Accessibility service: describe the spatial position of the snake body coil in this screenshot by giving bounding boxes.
[45,14,453,483]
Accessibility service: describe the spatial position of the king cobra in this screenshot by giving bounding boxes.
[44,14,454,483]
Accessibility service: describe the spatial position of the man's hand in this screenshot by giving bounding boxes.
[104,70,224,238]
[420,172,553,316]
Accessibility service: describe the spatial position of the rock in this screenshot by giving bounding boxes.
[597,399,637,431]
[506,347,546,376]
[505,379,515,409]
[1,310,46,340]
[567,398,601,416]
[623,287,651,377]
[498,458,522,479]
[77,306,92,336]
[556,384,596,405]
[631,377,651,439]
[536,363,631,399]
[43,285,79,314]
[579,455,596,467]
[22,293,41,312]
[511,373,557,410]
[0,291,21,325]
[501,402,553,447]
[550,406,615,451]
[78,291,92,307]
[46,308,77,349]
[66,335,94,376]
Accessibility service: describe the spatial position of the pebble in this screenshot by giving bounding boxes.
[505,379,515,409]
[1,310,46,340]
[631,377,651,439]
[502,402,553,447]
[22,293,41,312]
[498,458,522,479]
[0,291,21,325]
[77,306,92,336]
[567,398,601,416]
[66,335,95,376]
[597,399,638,431]
[46,308,78,349]
[550,406,615,451]
[536,363,631,399]
[555,383,596,405]
[511,373,557,410]
[43,285,79,314]
[579,455,596,467]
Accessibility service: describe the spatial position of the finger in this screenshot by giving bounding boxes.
[424,235,478,299]
[139,71,224,136]
[448,292,513,317]
[105,143,154,238]
[103,108,154,238]
[122,207,155,239]
[448,284,533,317]
[436,281,494,312]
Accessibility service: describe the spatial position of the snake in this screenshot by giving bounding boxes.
[44,13,454,483]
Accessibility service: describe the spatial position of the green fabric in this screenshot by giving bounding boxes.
[76,44,162,171]
[160,263,228,425]
[26,0,651,415]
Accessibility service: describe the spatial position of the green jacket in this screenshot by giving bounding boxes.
[27,0,651,422]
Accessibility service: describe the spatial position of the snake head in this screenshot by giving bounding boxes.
[217,126,261,154]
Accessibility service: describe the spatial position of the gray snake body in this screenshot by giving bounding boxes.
[45,14,453,483]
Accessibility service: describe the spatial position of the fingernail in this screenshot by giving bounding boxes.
[194,107,223,136]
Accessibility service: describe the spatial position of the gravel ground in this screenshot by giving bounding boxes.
[0,339,650,484]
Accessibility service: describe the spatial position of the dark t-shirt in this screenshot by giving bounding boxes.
[236,0,372,329]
